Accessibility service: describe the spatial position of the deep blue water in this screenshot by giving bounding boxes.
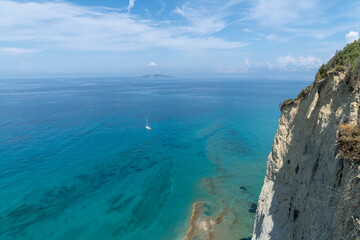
[0,78,310,240]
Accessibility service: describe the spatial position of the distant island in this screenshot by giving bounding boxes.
[141,74,173,78]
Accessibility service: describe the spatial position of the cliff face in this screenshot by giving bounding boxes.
[252,70,360,239]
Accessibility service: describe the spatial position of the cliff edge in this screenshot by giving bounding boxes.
[253,40,360,240]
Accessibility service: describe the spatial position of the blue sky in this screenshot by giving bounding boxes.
[0,0,360,78]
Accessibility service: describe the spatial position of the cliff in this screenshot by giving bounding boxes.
[253,41,360,240]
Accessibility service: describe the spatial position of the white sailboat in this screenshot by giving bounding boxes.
[145,116,151,130]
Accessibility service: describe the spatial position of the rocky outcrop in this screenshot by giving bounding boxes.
[252,70,360,239]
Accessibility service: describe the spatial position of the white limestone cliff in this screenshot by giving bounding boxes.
[252,70,360,240]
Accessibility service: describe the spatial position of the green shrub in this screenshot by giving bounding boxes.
[283,98,293,104]
[326,40,360,70]
[335,65,346,72]
[296,89,305,100]
[315,64,327,80]
[281,40,360,111]
[280,98,293,110]
[345,59,360,89]
[295,85,312,100]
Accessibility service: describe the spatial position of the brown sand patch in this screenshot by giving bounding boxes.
[183,201,228,240]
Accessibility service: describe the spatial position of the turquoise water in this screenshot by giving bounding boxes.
[0,78,309,240]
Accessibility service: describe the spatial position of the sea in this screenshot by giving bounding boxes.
[0,77,310,240]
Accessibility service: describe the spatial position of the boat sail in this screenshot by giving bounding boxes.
[145,116,151,130]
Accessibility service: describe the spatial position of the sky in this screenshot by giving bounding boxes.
[0,0,360,78]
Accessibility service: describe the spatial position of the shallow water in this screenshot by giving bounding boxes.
[0,77,309,240]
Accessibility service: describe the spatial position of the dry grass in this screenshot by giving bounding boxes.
[352,216,360,240]
[338,124,360,162]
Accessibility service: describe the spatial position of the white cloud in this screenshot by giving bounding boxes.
[127,0,135,13]
[250,0,319,26]
[247,0,360,42]
[266,34,277,41]
[345,31,359,43]
[0,47,40,55]
[273,55,322,70]
[173,0,245,35]
[174,5,226,35]
[297,55,322,69]
[157,2,166,16]
[144,8,151,17]
[0,0,245,53]
[278,55,296,68]
[149,62,157,67]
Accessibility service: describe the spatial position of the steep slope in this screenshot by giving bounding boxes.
[253,41,360,240]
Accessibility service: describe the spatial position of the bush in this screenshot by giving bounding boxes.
[338,124,360,162]
[295,85,312,100]
[335,65,346,72]
[339,124,355,138]
[281,40,360,111]
[345,60,360,89]
[315,64,327,80]
[283,98,293,104]
[280,85,312,110]
[280,98,293,110]
[326,40,360,70]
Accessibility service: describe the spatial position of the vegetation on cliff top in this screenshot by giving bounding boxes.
[280,39,360,110]
[279,85,312,110]
[316,39,360,81]
[322,40,360,71]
